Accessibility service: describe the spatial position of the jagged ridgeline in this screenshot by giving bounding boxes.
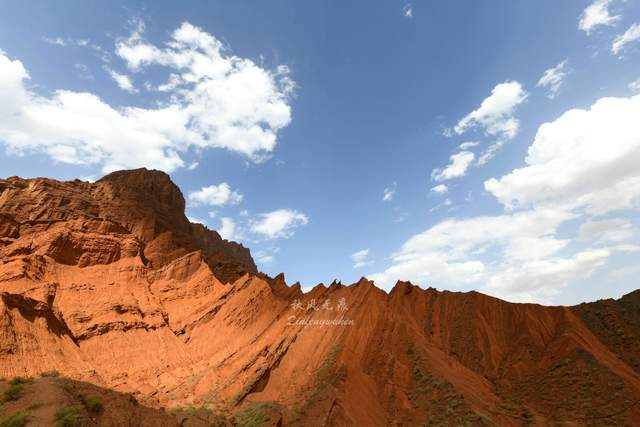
[1,169,639,426]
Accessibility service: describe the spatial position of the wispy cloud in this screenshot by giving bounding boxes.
[105,68,137,93]
[402,4,413,18]
[383,182,397,201]
[612,23,640,55]
[537,60,571,99]
[351,249,373,268]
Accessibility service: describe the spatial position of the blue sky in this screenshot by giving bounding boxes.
[1,1,640,305]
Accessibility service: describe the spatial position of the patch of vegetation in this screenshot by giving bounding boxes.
[0,411,31,427]
[407,341,415,356]
[8,378,32,386]
[80,395,103,414]
[170,405,228,426]
[406,343,491,426]
[3,384,23,402]
[54,406,81,427]
[170,405,213,416]
[27,402,44,411]
[313,344,343,392]
[285,343,344,425]
[234,401,274,427]
[40,370,60,378]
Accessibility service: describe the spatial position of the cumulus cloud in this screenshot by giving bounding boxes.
[537,60,571,99]
[431,151,474,182]
[373,93,640,303]
[218,217,237,240]
[250,209,309,239]
[351,249,373,269]
[106,68,137,93]
[630,78,640,92]
[482,249,610,301]
[579,0,621,34]
[612,23,640,55]
[0,21,294,172]
[485,94,640,214]
[431,184,448,194]
[454,81,528,140]
[188,183,243,206]
[383,182,397,201]
[369,208,586,302]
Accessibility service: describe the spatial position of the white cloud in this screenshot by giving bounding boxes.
[429,198,453,212]
[402,4,413,18]
[483,249,610,301]
[537,60,571,99]
[485,94,640,215]
[0,21,294,172]
[579,0,621,34]
[458,141,479,150]
[383,182,397,201]
[612,244,640,253]
[188,183,243,207]
[106,68,137,93]
[476,139,508,166]
[373,93,640,303]
[250,209,308,239]
[431,151,474,182]
[370,208,587,302]
[351,249,373,269]
[431,184,448,194]
[612,23,640,55]
[43,37,90,47]
[187,216,207,225]
[454,81,528,140]
[218,217,236,240]
[630,78,640,92]
[579,218,634,242]
[74,63,93,80]
[254,250,275,264]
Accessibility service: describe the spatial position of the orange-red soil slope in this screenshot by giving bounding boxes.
[1,169,639,426]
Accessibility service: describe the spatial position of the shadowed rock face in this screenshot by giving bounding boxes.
[1,170,640,427]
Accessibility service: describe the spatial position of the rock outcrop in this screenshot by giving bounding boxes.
[1,170,639,426]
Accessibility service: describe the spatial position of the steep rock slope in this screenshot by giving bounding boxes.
[1,170,639,426]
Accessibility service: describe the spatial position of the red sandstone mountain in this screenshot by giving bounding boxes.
[1,169,639,426]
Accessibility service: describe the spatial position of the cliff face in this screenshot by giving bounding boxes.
[1,170,639,427]
[0,168,256,281]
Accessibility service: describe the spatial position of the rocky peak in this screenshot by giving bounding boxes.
[0,169,256,282]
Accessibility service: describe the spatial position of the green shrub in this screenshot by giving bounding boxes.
[0,411,31,427]
[8,377,32,386]
[3,384,23,402]
[27,402,44,411]
[54,406,81,427]
[234,402,274,427]
[40,370,60,378]
[81,395,103,414]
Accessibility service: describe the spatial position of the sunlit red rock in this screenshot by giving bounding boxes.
[1,169,639,426]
